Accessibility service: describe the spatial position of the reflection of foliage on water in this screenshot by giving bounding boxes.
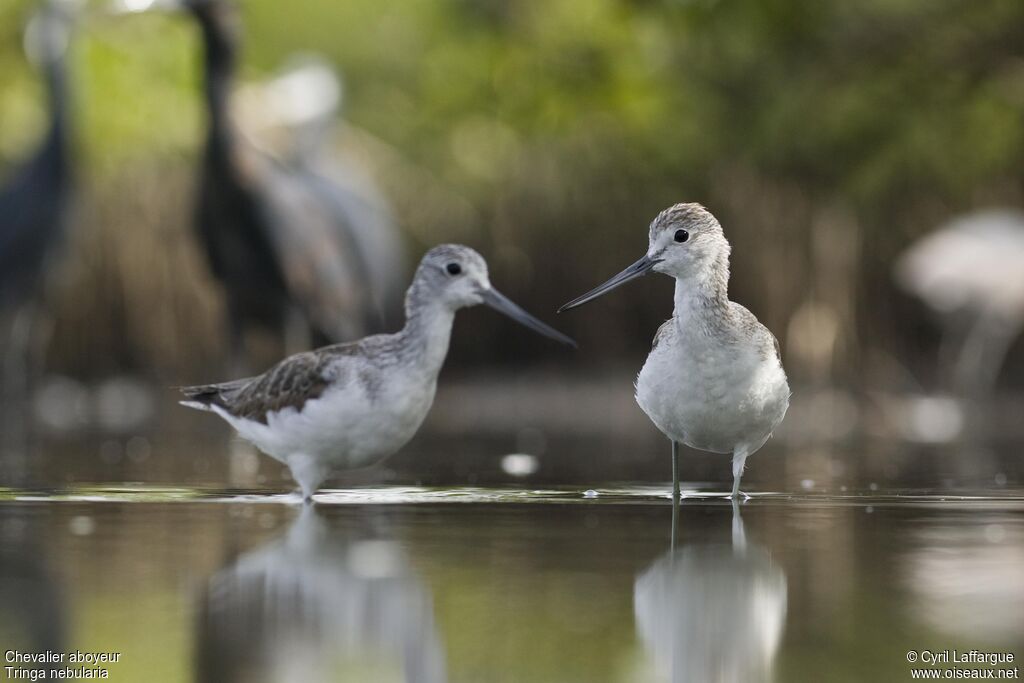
[0,0,1022,383]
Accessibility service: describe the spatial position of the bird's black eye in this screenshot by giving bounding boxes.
[446,262,462,276]
[674,229,689,243]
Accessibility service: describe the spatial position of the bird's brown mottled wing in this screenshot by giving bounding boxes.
[181,349,341,424]
[225,351,335,423]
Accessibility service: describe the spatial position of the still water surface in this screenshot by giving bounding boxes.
[1,488,1022,682]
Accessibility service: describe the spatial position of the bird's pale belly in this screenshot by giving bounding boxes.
[235,379,437,470]
[635,345,789,455]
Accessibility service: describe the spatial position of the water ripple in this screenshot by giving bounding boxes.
[1,484,1023,507]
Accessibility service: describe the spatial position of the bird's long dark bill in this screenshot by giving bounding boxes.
[558,255,660,312]
[482,288,577,347]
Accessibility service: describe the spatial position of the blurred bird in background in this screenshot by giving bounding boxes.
[896,209,1024,399]
[235,57,407,331]
[115,0,406,372]
[0,0,80,479]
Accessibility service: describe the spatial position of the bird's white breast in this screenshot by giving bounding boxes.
[636,321,789,455]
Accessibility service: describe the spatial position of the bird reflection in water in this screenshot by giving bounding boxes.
[0,513,66,660]
[196,507,446,683]
[634,502,787,683]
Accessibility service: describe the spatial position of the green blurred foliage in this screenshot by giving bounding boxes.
[1,0,1022,382]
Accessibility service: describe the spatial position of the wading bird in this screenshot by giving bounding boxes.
[181,245,574,502]
[560,203,790,498]
[117,0,399,367]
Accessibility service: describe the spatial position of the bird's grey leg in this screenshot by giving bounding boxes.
[287,453,323,505]
[671,440,680,501]
[731,447,750,500]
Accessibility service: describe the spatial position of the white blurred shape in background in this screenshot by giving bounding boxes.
[896,209,1024,396]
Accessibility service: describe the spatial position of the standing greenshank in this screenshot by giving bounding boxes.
[559,203,789,498]
[181,245,574,501]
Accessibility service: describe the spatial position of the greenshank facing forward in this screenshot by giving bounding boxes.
[560,203,790,498]
[181,245,574,501]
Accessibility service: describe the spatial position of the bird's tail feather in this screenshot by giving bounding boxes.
[176,377,251,411]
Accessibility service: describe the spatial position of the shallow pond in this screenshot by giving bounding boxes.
[1,487,1022,682]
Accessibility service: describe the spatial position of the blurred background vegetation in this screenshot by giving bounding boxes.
[3,7,1023,675]
[1,0,1023,391]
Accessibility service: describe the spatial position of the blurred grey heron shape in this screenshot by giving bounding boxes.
[115,0,405,369]
[236,57,407,329]
[0,0,80,480]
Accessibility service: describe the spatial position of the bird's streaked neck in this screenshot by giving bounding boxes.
[672,255,730,326]
[400,292,456,373]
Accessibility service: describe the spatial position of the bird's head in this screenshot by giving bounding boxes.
[410,245,575,346]
[24,0,84,67]
[414,245,491,310]
[559,202,731,312]
[645,203,730,281]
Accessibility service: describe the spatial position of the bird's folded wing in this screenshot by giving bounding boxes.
[181,349,339,424]
[223,351,336,424]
